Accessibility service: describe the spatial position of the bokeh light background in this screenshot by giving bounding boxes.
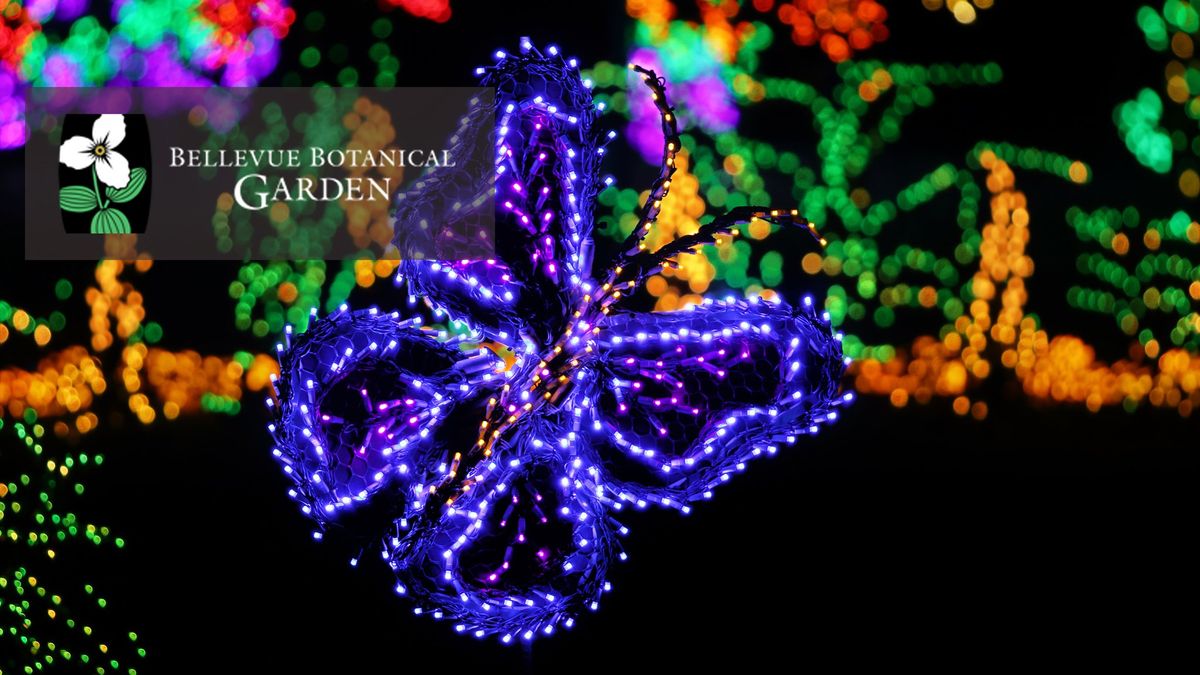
[0,1,1194,672]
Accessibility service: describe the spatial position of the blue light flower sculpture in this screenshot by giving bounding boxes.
[267,40,850,643]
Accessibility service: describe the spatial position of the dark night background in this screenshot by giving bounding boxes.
[2,1,1196,671]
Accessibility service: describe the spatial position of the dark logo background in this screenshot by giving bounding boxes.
[58,113,152,235]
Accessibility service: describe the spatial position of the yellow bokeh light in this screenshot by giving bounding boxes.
[952,2,976,24]
[1180,169,1200,197]
[1173,31,1195,59]
[1112,233,1130,256]
[1068,161,1089,184]
[801,252,823,275]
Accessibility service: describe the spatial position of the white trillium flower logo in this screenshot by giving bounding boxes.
[59,113,131,189]
[57,113,147,234]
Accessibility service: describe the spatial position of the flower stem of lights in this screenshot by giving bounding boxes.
[1066,207,1200,354]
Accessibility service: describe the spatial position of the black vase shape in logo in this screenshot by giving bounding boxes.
[57,113,151,234]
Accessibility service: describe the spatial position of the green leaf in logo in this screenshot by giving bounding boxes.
[60,185,98,213]
[90,208,131,234]
[106,167,146,203]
